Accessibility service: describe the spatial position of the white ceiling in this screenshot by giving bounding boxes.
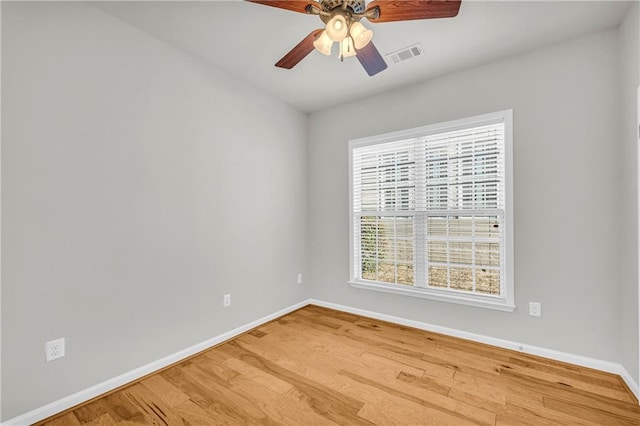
[96,1,632,113]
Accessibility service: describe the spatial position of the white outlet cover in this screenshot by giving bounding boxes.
[223,294,231,307]
[529,302,541,317]
[45,337,65,362]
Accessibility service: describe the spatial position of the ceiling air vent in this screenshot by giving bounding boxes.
[385,43,424,65]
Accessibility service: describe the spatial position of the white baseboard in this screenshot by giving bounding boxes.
[308,298,640,402]
[2,300,309,426]
[5,297,639,425]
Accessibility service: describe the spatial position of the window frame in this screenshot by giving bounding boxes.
[348,110,515,312]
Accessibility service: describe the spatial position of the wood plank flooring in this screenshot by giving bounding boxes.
[37,305,640,425]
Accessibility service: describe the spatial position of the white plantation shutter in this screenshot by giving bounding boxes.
[349,111,513,310]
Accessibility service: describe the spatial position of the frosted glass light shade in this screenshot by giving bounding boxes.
[313,31,333,56]
[326,15,348,42]
[340,37,356,58]
[350,21,373,49]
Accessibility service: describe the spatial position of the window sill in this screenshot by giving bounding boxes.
[348,280,516,312]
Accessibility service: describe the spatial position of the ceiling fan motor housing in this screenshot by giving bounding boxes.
[319,0,366,23]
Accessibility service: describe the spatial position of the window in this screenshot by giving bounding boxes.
[349,110,514,311]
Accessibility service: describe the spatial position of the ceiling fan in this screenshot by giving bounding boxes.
[247,0,462,76]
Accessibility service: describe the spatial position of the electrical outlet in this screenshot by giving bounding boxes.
[45,338,65,362]
[529,302,541,317]
[223,294,231,307]
[297,273,303,284]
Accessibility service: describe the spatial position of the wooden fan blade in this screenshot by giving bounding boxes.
[366,0,461,23]
[275,29,324,69]
[246,0,320,14]
[355,42,388,76]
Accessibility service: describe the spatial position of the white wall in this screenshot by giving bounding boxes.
[1,2,308,420]
[619,2,639,384]
[308,29,627,367]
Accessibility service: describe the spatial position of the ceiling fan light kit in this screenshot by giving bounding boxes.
[313,30,334,55]
[248,0,462,76]
[326,14,349,41]
[350,21,373,49]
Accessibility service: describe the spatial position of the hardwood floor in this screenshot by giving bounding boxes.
[37,305,640,425]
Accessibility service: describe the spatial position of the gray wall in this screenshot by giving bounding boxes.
[1,2,308,420]
[308,29,628,367]
[619,2,640,383]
